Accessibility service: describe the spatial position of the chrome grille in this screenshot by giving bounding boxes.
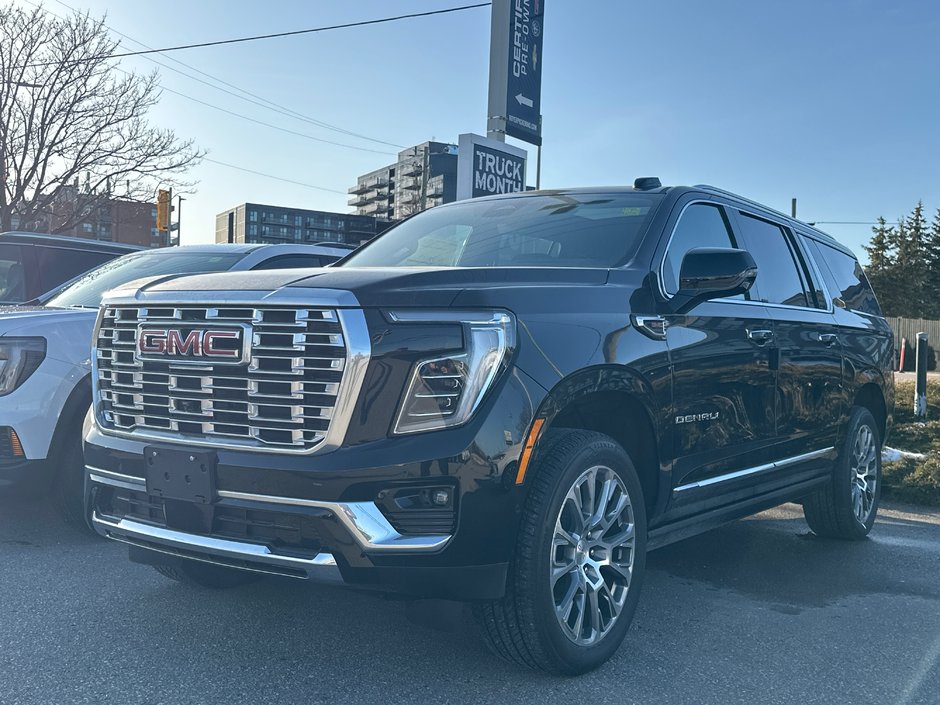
[94,305,348,452]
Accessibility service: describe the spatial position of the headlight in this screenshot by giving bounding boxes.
[388,310,515,434]
[0,337,46,396]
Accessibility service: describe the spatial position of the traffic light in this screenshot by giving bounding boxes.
[156,189,170,231]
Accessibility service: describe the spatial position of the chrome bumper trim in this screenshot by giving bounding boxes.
[92,512,342,582]
[217,490,452,553]
[87,467,452,554]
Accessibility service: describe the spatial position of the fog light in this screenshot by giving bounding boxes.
[432,489,451,506]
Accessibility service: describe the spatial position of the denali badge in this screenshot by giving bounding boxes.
[135,324,249,365]
[675,411,719,424]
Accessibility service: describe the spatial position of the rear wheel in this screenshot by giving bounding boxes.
[154,561,258,589]
[803,406,881,540]
[478,429,646,675]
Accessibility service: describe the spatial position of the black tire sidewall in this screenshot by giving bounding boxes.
[525,433,647,674]
[53,428,93,532]
[836,407,882,534]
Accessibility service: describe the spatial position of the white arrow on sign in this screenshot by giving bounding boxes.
[515,93,533,108]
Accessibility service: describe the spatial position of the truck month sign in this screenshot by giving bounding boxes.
[456,133,528,200]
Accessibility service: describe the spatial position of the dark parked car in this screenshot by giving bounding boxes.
[0,232,140,305]
[84,181,894,674]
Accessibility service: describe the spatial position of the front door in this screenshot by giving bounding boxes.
[656,201,779,505]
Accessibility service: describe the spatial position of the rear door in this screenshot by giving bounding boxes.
[728,210,844,463]
[659,201,778,500]
[0,243,29,303]
[35,245,116,296]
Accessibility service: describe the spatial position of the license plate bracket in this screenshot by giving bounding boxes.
[144,446,217,505]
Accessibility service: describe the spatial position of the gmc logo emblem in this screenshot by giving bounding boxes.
[135,325,249,365]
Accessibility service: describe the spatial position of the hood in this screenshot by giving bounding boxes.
[133,267,612,308]
[0,305,96,336]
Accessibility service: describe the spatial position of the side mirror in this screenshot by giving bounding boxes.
[672,247,757,312]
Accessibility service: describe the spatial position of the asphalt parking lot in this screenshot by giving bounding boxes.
[1,495,938,705]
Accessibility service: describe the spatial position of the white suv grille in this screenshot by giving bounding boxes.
[94,304,348,452]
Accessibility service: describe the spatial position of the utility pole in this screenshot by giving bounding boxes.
[175,195,185,245]
[791,198,797,219]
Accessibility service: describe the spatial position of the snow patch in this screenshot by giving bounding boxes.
[883,447,927,463]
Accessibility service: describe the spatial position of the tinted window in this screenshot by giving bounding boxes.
[662,203,736,295]
[0,244,26,302]
[807,239,881,315]
[47,251,244,309]
[342,193,663,268]
[735,213,808,307]
[252,255,328,270]
[36,246,114,293]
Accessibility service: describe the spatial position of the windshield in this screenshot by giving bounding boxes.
[341,192,663,268]
[47,250,244,308]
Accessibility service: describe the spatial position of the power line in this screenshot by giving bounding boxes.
[108,66,395,155]
[203,158,346,194]
[21,3,491,68]
[48,0,405,149]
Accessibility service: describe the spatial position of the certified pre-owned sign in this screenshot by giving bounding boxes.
[456,133,528,201]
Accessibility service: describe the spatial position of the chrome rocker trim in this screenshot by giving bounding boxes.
[88,466,453,555]
[673,447,835,493]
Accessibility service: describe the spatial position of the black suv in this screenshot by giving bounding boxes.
[0,232,140,305]
[84,181,893,674]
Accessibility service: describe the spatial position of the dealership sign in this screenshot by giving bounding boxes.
[456,133,527,200]
[487,0,545,146]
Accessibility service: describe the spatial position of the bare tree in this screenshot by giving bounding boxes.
[0,4,203,233]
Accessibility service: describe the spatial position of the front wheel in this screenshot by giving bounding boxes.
[803,406,882,540]
[478,429,647,675]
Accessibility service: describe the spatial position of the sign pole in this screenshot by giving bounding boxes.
[487,0,510,142]
[535,115,543,189]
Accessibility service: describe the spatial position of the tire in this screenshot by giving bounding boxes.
[478,429,647,675]
[52,426,95,534]
[803,406,882,540]
[154,561,258,589]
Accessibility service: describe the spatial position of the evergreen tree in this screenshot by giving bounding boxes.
[926,208,940,318]
[864,217,897,315]
[906,202,932,317]
[864,217,894,273]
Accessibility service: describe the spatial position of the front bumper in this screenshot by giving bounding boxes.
[87,466,508,598]
[0,457,51,491]
[83,364,545,599]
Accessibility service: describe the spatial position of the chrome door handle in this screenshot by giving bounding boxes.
[818,333,838,347]
[747,329,774,345]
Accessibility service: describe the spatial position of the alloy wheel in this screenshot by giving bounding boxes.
[550,465,636,646]
[851,424,878,525]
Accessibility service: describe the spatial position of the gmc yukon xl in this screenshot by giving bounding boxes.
[84,181,893,674]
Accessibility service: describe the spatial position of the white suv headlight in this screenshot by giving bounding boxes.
[387,311,516,434]
[0,337,46,396]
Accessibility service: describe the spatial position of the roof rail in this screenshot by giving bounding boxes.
[693,184,836,241]
[693,184,796,221]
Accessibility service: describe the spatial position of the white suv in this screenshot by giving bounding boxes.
[0,242,351,526]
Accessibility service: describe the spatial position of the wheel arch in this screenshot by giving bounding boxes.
[48,373,93,461]
[526,365,668,518]
[853,381,888,444]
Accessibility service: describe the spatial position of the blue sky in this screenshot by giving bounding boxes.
[19,0,940,257]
